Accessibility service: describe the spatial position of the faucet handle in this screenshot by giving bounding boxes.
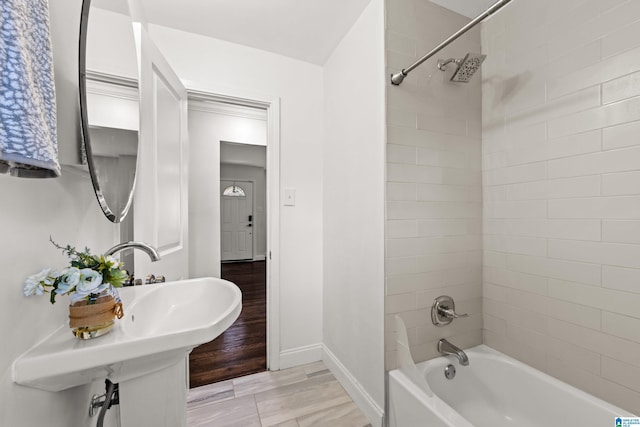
[438,306,469,319]
[431,296,468,326]
[123,271,135,287]
[143,274,165,284]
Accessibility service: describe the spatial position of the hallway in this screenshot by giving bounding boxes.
[189,261,267,388]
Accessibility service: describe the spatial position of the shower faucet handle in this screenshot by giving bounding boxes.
[431,295,468,326]
[438,306,469,319]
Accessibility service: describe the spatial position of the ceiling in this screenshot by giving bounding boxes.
[137,0,372,65]
[123,0,496,65]
[221,142,266,169]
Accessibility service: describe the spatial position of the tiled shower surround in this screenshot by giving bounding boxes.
[385,0,640,414]
[385,0,484,368]
[482,0,640,414]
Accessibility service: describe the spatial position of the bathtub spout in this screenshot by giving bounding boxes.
[438,339,469,366]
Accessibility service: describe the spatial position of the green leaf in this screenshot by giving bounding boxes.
[107,269,128,288]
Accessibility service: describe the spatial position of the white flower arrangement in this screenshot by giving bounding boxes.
[23,239,128,305]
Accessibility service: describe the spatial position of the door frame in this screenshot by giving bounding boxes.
[220,178,258,261]
[188,90,281,371]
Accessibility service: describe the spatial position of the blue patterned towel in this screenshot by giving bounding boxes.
[0,0,60,178]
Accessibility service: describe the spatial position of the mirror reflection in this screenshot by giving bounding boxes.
[80,0,140,222]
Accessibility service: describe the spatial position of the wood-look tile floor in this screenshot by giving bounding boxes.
[187,361,372,427]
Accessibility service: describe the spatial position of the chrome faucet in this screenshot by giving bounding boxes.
[432,295,468,326]
[104,241,161,262]
[438,339,469,366]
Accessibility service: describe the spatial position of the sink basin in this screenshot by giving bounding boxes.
[13,277,242,392]
[122,278,240,338]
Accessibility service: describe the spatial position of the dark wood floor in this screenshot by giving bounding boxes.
[188,261,267,388]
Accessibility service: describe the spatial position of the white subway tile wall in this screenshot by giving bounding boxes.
[385,0,483,369]
[482,0,640,414]
[385,0,640,415]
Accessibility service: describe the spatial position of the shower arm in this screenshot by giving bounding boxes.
[390,0,513,85]
[437,58,461,70]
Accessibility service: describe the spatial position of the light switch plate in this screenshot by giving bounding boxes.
[284,188,296,206]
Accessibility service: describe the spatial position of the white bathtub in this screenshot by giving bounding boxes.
[388,345,635,427]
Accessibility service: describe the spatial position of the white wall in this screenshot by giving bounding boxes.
[0,170,119,426]
[152,26,325,359]
[384,0,483,369]
[322,0,385,424]
[86,7,137,79]
[188,108,222,279]
[221,163,267,260]
[482,0,640,414]
[0,2,123,425]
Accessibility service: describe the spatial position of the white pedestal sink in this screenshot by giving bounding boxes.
[13,277,242,426]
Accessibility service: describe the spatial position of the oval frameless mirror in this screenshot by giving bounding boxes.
[79,0,140,222]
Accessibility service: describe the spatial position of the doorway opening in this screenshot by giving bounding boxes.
[187,93,278,388]
[188,259,266,387]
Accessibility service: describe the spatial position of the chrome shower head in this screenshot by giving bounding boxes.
[437,53,486,82]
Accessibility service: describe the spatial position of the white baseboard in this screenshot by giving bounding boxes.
[253,254,266,261]
[279,343,322,370]
[322,344,384,427]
